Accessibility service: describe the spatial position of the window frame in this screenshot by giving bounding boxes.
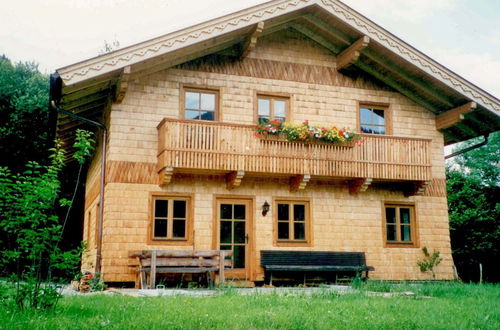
[255,93,290,124]
[273,198,312,247]
[181,85,220,122]
[382,201,418,248]
[358,103,392,135]
[149,193,194,245]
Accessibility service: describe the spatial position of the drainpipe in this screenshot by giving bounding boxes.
[49,73,107,274]
[445,134,489,160]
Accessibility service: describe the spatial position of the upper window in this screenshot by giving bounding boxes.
[360,105,387,134]
[184,88,218,121]
[257,95,288,124]
[384,203,416,246]
[275,200,310,244]
[152,197,190,240]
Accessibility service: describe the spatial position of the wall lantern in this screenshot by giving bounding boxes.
[262,200,270,216]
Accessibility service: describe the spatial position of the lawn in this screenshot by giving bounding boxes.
[1,282,499,329]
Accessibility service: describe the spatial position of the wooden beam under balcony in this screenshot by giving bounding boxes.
[290,174,311,192]
[404,180,430,197]
[159,167,174,186]
[436,102,476,130]
[226,170,245,190]
[336,36,370,71]
[348,178,373,195]
[240,22,264,59]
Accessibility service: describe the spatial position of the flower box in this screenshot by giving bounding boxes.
[261,134,355,147]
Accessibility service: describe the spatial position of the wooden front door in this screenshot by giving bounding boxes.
[215,198,252,279]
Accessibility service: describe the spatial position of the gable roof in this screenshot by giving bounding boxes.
[51,0,499,147]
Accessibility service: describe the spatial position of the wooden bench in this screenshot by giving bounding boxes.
[130,250,232,289]
[260,250,374,285]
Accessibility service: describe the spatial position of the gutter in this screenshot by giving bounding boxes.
[445,134,489,160]
[49,73,107,275]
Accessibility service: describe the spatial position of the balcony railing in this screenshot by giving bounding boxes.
[157,119,432,182]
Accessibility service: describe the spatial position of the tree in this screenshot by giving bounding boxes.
[0,130,95,310]
[447,131,499,282]
[0,55,52,172]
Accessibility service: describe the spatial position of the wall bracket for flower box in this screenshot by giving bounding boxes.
[348,177,373,195]
[290,174,311,192]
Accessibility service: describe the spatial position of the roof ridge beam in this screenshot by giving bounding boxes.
[436,102,477,130]
[336,36,370,70]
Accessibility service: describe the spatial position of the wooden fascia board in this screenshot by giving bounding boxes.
[56,0,315,86]
[436,102,477,130]
[240,22,265,59]
[336,35,370,70]
[316,0,499,115]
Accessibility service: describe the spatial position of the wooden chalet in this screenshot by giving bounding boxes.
[50,0,500,285]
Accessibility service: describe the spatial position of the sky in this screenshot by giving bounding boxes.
[0,0,499,97]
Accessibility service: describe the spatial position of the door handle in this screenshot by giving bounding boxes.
[245,234,249,244]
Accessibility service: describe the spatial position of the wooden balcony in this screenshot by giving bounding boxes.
[157,119,432,194]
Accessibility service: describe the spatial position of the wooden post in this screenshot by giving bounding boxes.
[219,250,226,284]
[150,250,157,289]
[479,263,483,284]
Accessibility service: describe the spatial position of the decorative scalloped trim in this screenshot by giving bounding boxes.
[59,0,311,82]
[320,0,498,111]
[58,0,498,112]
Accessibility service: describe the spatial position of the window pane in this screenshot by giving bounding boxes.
[185,110,200,120]
[401,225,411,241]
[172,220,186,238]
[360,125,373,134]
[258,116,270,124]
[386,207,396,223]
[234,204,245,220]
[373,109,385,125]
[155,200,168,217]
[233,245,245,269]
[278,222,289,239]
[220,204,232,220]
[293,204,305,221]
[185,92,200,109]
[234,221,245,243]
[274,100,286,118]
[258,99,270,116]
[200,93,215,111]
[199,111,214,121]
[173,200,186,218]
[386,224,396,241]
[277,204,289,220]
[372,125,385,135]
[400,208,411,224]
[360,108,372,124]
[220,221,232,243]
[294,222,305,240]
[274,116,285,123]
[154,219,167,237]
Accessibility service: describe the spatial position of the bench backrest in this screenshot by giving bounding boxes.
[261,250,367,267]
[130,250,232,269]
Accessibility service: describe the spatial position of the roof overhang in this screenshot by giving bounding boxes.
[51,0,499,147]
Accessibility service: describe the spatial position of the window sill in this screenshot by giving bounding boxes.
[384,242,418,248]
[275,240,311,247]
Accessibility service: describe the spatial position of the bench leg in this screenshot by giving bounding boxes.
[140,272,147,289]
[208,271,214,289]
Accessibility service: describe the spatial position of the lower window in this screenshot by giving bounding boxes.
[152,196,190,240]
[384,203,416,246]
[275,200,310,244]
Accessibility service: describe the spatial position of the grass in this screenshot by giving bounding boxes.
[1,282,499,329]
